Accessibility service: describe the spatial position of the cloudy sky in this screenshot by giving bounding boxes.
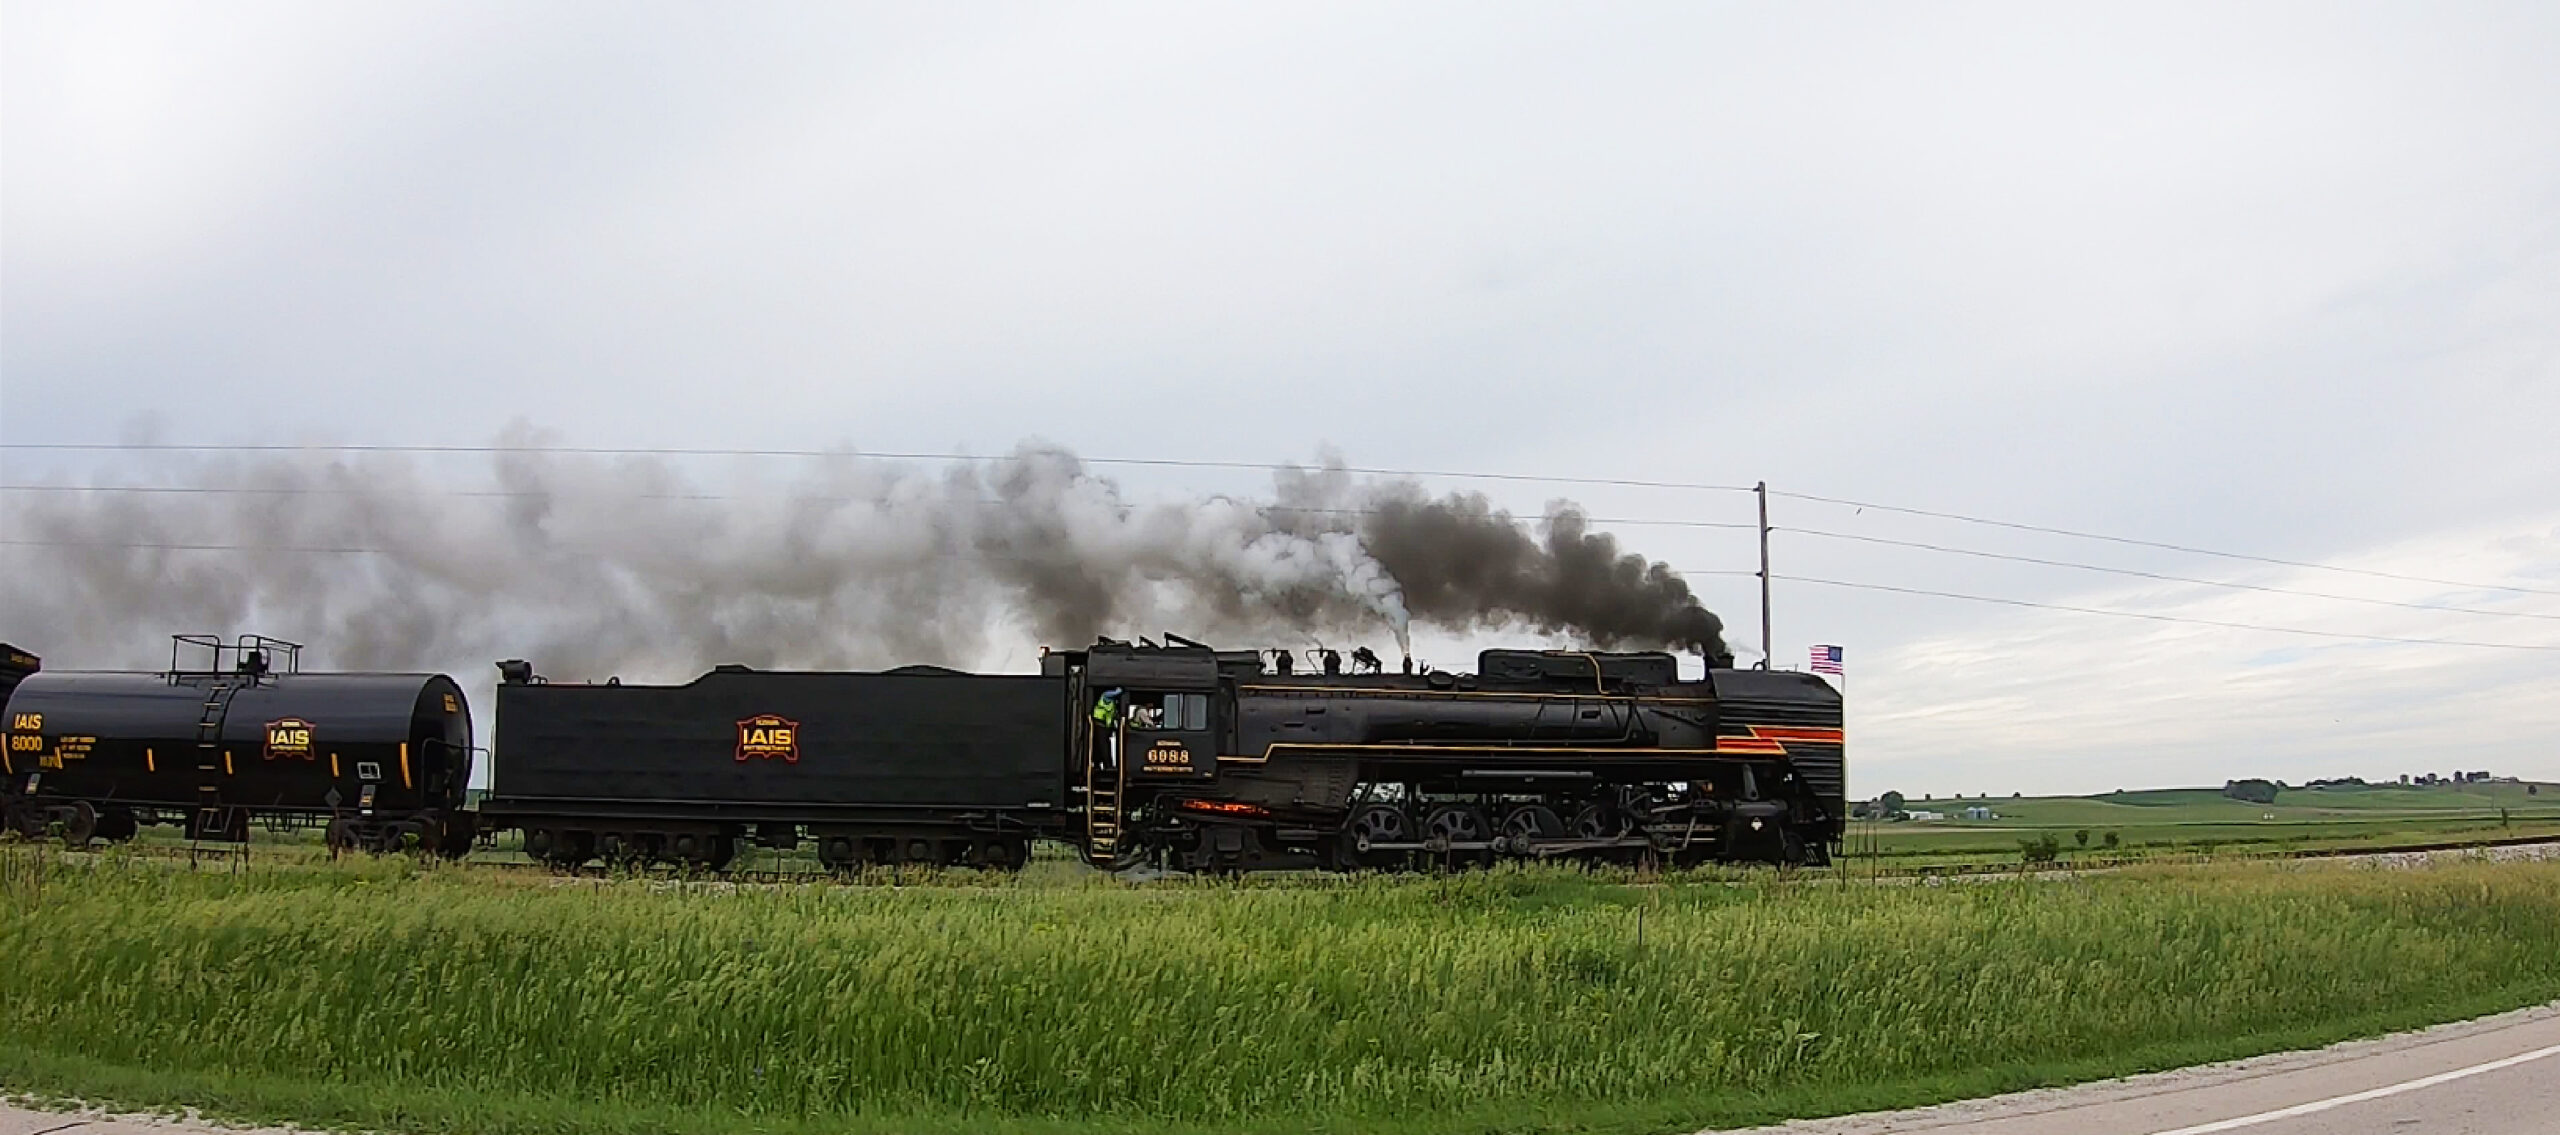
[5,1,2556,795]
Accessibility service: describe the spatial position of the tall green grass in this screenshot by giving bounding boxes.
[5,854,2560,1134]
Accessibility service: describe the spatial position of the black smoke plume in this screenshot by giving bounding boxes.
[1358,490,1733,665]
[1,430,1731,677]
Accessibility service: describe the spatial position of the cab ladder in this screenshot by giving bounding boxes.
[1082,723,1130,868]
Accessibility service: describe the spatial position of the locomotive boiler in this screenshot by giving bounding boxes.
[1,635,475,852]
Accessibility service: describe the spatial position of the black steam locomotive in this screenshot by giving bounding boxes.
[1055,637,1843,871]
[2,633,1844,871]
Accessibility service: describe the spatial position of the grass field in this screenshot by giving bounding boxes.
[7,850,2560,1135]
[1846,781,2560,866]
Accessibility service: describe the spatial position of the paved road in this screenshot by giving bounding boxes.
[1706,1000,2560,1135]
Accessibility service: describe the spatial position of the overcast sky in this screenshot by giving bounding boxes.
[5,1,2556,795]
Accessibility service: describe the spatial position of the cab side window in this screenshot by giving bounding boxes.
[1128,693,1207,731]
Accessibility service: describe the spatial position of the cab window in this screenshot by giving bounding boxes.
[1129,693,1208,731]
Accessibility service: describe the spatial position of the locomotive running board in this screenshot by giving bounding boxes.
[1354,835,1680,857]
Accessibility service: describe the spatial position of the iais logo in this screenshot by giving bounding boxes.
[265,718,316,761]
[735,715,800,764]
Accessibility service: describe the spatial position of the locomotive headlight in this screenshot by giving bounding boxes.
[1750,818,1765,831]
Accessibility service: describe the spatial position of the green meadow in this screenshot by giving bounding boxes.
[1847,781,2560,866]
[6,850,2560,1135]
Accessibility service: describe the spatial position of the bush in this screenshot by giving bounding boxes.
[2019,834,2062,864]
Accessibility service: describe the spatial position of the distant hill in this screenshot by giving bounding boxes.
[1890,782,2556,826]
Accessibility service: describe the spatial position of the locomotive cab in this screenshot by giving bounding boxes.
[1081,639,1223,783]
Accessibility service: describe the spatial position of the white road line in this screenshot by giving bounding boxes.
[2143,1040,2560,1135]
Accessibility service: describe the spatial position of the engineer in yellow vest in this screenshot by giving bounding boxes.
[1092,689,1123,771]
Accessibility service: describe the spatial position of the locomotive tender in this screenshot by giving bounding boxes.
[3,633,1844,871]
[486,662,1065,870]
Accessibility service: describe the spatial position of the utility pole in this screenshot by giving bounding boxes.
[1756,481,1772,670]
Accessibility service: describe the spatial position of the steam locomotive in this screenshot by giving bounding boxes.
[2,633,1844,870]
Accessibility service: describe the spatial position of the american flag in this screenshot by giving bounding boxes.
[1810,645,1844,675]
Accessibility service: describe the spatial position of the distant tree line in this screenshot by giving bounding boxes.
[2222,779,2281,805]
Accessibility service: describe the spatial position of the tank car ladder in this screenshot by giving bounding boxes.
[189,681,242,841]
[1082,722,1129,868]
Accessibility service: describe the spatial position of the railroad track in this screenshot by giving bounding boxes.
[11,830,2559,884]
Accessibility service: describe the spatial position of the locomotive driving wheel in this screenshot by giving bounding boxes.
[1342,803,1411,870]
[1422,804,1493,868]
[1500,805,1566,852]
[1570,804,1633,839]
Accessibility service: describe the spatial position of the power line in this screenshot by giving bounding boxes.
[0,443,1758,495]
[1774,573,2560,653]
[1770,489,2560,598]
[1781,526,2560,623]
[0,539,1772,577]
[3,539,388,555]
[0,484,1761,530]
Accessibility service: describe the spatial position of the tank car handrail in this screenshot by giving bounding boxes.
[167,633,305,681]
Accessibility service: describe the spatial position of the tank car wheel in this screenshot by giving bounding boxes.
[439,812,476,860]
[94,808,139,844]
[61,801,98,850]
[7,804,43,841]
[325,818,359,856]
